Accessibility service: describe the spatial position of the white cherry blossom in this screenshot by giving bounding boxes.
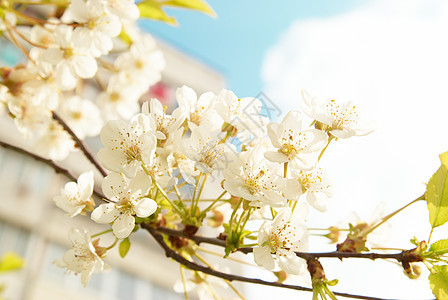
[265,110,327,170]
[61,0,121,57]
[158,127,199,184]
[91,172,157,238]
[284,167,333,212]
[143,98,186,141]
[223,144,287,207]
[53,171,95,217]
[97,114,157,178]
[55,228,109,287]
[104,0,139,21]
[41,25,98,91]
[97,78,142,121]
[301,90,376,139]
[215,89,268,137]
[181,125,233,174]
[114,35,165,86]
[33,120,76,161]
[253,207,308,275]
[59,95,102,139]
[176,85,222,130]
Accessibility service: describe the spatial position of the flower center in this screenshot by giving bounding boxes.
[124,144,141,162]
[63,47,74,59]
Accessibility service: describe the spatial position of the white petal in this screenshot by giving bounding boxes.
[133,198,157,218]
[257,221,271,246]
[277,250,305,275]
[253,246,275,270]
[56,62,76,91]
[283,178,302,200]
[77,171,94,201]
[307,191,328,212]
[112,212,135,238]
[72,54,97,78]
[101,172,128,201]
[68,228,89,245]
[264,151,288,163]
[91,203,119,223]
[128,171,152,198]
[266,122,282,148]
[282,110,302,132]
[330,129,355,139]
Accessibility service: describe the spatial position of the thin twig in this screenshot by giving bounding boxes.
[0,140,106,200]
[143,224,393,300]
[52,112,108,177]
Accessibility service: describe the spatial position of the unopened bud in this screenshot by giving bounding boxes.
[208,209,224,227]
[274,270,287,283]
[403,264,421,279]
[325,226,340,244]
[336,236,368,253]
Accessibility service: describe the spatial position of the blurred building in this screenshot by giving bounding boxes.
[0,37,226,300]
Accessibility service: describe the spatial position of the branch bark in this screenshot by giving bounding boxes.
[143,223,395,300]
[52,112,108,177]
[153,226,406,262]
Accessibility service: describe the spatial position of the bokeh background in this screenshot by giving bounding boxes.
[1,0,447,299]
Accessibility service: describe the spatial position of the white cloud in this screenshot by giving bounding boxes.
[253,0,448,298]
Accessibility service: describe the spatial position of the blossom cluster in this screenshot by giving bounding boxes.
[51,83,374,290]
[0,0,163,160]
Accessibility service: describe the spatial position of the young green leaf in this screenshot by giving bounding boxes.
[138,1,177,25]
[426,151,448,228]
[429,265,448,300]
[428,239,448,256]
[119,238,131,258]
[163,0,216,17]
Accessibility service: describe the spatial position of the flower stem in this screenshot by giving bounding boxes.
[198,190,228,220]
[140,163,184,216]
[180,265,190,300]
[318,136,334,161]
[190,173,202,215]
[106,238,118,250]
[228,197,243,242]
[359,193,425,237]
[91,229,113,238]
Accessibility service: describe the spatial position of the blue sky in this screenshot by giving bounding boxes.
[139,0,361,97]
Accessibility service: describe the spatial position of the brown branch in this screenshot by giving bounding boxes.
[143,224,394,300]
[0,140,106,200]
[52,112,108,177]
[153,226,406,261]
[155,226,227,248]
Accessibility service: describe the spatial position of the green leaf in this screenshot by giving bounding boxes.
[426,151,448,228]
[138,1,177,25]
[163,0,216,17]
[0,252,23,273]
[429,265,448,300]
[119,238,131,258]
[429,239,448,256]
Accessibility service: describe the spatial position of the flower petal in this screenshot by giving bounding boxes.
[112,212,135,238]
[133,198,157,218]
[253,246,275,270]
[91,203,119,224]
